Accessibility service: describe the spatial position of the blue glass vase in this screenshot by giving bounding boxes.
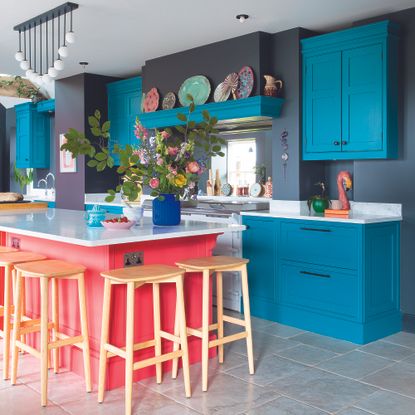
[152,194,181,226]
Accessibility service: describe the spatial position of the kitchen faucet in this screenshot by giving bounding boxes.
[45,172,56,197]
[37,179,48,196]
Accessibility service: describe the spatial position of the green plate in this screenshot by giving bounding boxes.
[178,75,211,106]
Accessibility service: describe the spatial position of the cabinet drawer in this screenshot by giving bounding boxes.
[279,221,358,270]
[280,261,359,320]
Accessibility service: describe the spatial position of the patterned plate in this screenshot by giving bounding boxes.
[143,88,159,112]
[214,82,231,103]
[221,183,233,197]
[178,75,211,106]
[162,92,176,110]
[223,72,239,99]
[236,66,254,99]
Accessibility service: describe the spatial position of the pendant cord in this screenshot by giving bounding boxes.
[52,16,54,62]
[40,21,42,75]
[28,25,31,69]
[63,11,67,46]
[46,18,48,70]
[23,29,26,61]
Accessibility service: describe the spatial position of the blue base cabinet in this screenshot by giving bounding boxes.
[15,102,51,169]
[302,20,399,160]
[107,77,142,164]
[242,216,401,344]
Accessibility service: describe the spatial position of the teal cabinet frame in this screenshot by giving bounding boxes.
[107,77,142,164]
[15,102,51,169]
[242,215,401,344]
[302,20,399,160]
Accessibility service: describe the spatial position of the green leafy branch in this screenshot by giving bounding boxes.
[13,165,33,190]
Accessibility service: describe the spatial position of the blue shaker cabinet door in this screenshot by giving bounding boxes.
[15,110,31,168]
[342,44,383,153]
[304,52,342,154]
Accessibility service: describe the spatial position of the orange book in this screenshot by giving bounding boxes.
[324,209,350,216]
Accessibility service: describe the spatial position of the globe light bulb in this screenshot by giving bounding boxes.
[48,67,58,78]
[65,31,75,44]
[58,45,69,58]
[15,51,24,62]
[54,59,64,71]
[42,74,51,83]
[20,60,30,70]
[25,68,34,79]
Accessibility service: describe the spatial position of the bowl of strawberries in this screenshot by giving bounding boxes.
[101,216,136,230]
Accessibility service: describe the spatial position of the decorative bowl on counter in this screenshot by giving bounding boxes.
[101,218,136,230]
[123,206,144,223]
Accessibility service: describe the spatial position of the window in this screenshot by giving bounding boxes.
[227,139,256,187]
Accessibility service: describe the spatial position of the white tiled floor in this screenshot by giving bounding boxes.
[2,314,415,414]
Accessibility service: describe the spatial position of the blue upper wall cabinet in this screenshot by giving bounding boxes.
[107,77,142,164]
[15,102,51,169]
[302,20,399,160]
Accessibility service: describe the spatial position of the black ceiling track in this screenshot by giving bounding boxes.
[13,2,78,31]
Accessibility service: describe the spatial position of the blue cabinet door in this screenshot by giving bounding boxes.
[342,44,383,153]
[15,109,31,168]
[304,52,342,154]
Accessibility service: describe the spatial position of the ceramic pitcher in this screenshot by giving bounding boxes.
[264,75,283,97]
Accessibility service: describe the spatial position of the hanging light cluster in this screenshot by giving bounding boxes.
[14,2,79,84]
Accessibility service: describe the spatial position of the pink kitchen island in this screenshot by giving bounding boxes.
[0,208,244,390]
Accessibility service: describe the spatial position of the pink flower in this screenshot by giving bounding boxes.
[156,157,164,166]
[167,147,179,156]
[149,178,160,189]
[186,161,201,174]
[160,130,170,140]
[168,165,177,175]
[134,122,149,140]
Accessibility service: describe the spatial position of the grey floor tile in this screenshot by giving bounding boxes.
[268,367,378,413]
[318,350,394,379]
[355,389,415,415]
[255,322,306,339]
[362,362,415,398]
[161,371,279,415]
[337,408,373,415]
[358,340,415,361]
[226,354,307,386]
[402,353,415,366]
[245,396,328,415]
[289,332,358,354]
[276,344,338,366]
[383,331,415,349]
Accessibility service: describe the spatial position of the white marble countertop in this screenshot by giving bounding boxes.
[0,209,245,247]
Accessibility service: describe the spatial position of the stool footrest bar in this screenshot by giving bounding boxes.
[209,331,248,348]
[15,340,41,359]
[159,330,181,344]
[187,323,218,338]
[48,335,84,350]
[133,350,183,371]
[222,315,247,327]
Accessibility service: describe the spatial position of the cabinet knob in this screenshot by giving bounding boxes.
[342,141,347,145]
[333,141,340,146]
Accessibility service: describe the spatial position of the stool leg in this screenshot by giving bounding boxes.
[216,271,224,364]
[3,265,12,380]
[152,282,162,384]
[51,278,59,374]
[98,279,112,403]
[241,265,254,375]
[77,274,92,393]
[201,269,210,392]
[20,277,26,348]
[125,282,135,415]
[40,277,49,406]
[176,275,191,398]
[171,299,180,379]
[11,270,23,385]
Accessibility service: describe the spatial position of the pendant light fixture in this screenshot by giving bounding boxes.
[14,2,79,83]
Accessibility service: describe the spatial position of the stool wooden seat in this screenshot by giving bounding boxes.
[98,264,191,415]
[11,259,91,407]
[0,251,46,380]
[175,255,254,392]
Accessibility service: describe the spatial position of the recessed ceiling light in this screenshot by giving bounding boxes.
[236,14,249,23]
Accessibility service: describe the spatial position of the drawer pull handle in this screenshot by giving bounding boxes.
[300,271,331,279]
[300,227,332,233]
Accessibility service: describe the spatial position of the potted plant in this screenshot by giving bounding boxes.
[307,181,331,214]
[13,165,33,191]
[61,96,225,226]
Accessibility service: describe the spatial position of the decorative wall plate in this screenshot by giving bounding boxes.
[221,183,233,197]
[143,88,159,112]
[250,182,264,197]
[178,75,211,106]
[236,66,254,99]
[162,92,176,110]
[214,82,231,103]
[223,72,239,99]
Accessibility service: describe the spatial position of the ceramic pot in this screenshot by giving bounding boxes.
[152,194,181,226]
[123,206,144,223]
[263,75,283,97]
[312,198,329,213]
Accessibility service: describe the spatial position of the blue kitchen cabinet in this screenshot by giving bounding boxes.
[302,20,399,160]
[107,77,142,164]
[15,102,50,169]
[242,216,401,344]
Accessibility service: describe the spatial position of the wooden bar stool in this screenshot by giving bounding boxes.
[175,256,254,392]
[98,264,191,415]
[0,250,47,380]
[11,259,92,407]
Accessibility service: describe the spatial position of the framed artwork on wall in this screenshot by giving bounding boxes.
[59,133,77,173]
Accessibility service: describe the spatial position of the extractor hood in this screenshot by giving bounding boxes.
[139,96,284,131]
